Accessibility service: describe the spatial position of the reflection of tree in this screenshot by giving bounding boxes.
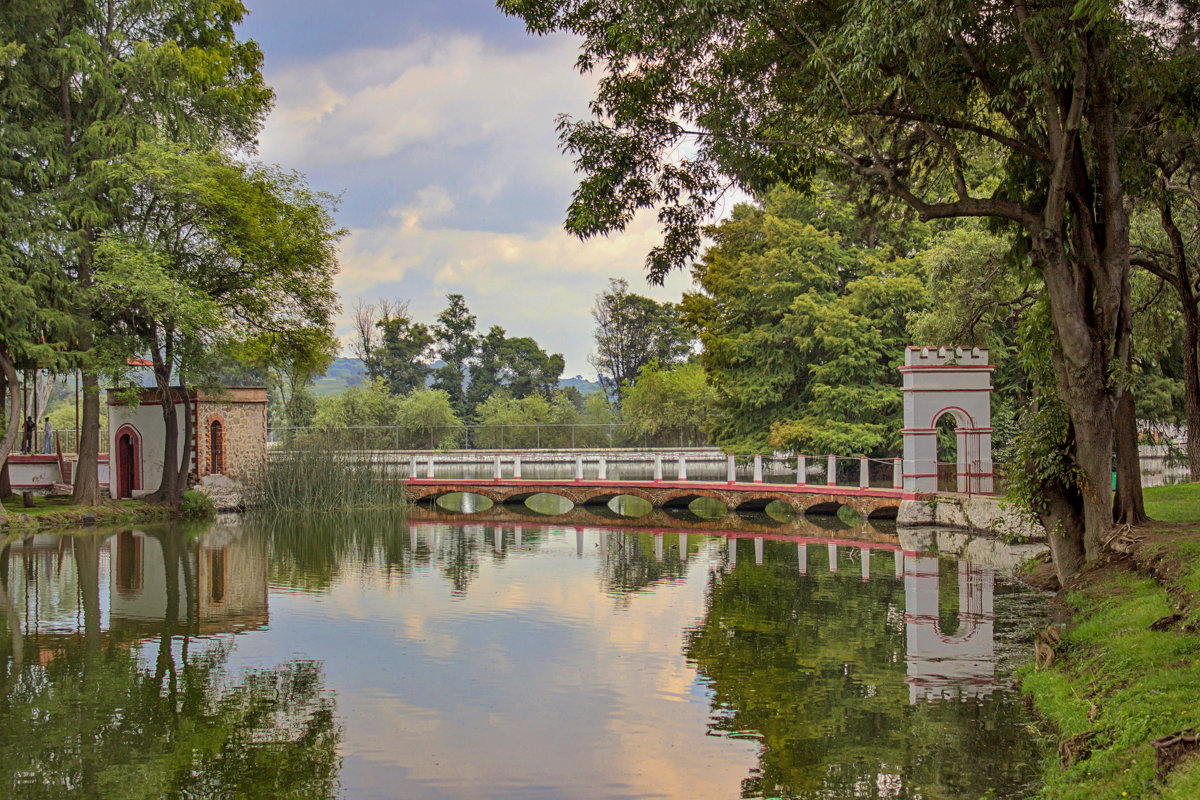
[598,532,690,600]
[0,530,341,799]
[257,510,418,592]
[684,541,1041,799]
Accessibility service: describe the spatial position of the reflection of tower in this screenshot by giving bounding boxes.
[109,530,268,634]
[904,556,995,703]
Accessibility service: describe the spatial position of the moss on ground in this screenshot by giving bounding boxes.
[1021,482,1200,799]
[1,494,166,531]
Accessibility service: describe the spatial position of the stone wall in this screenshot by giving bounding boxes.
[194,388,267,485]
[897,494,1043,540]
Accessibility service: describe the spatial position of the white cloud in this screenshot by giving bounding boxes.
[257,32,719,377]
[333,195,695,376]
[260,34,591,171]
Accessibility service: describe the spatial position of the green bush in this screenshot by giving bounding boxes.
[180,488,216,519]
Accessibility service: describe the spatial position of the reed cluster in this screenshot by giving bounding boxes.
[248,439,406,512]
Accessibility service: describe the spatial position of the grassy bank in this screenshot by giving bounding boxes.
[1,494,168,532]
[1021,482,1200,799]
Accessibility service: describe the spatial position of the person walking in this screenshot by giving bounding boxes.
[41,417,53,454]
[21,416,34,454]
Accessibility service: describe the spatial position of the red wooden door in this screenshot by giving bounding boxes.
[117,434,135,498]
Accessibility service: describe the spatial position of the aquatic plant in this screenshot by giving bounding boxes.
[247,437,406,511]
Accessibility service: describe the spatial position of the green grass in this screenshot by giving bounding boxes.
[1143,482,1200,524]
[1020,481,1200,799]
[2,495,150,518]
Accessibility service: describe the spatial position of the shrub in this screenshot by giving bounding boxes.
[181,488,216,519]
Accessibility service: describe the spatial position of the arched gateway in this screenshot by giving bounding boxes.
[901,346,994,495]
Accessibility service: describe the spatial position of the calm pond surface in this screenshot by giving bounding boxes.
[0,509,1050,799]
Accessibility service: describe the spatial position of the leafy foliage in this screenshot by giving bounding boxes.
[682,184,927,455]
[589,278,693,403]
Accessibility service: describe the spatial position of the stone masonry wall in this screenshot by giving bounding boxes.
[195,389,267,485]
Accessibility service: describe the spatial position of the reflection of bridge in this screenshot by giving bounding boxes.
[404,478,904,519]
[406,515,1008,703]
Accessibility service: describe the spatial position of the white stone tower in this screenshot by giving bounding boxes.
[901,346,994,495]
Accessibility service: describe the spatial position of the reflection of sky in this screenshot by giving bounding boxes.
[228,528,757,799]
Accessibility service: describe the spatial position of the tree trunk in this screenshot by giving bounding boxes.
[1038,487,1088,587]
[0,352,19,500]
[1113,382,1147,524]
[71,370,101,505]
[178,383,194,492]
[1065,382,1117,560]
[1183,298,1200,481]
[146,362,181,507]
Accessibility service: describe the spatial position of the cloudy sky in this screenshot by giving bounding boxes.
[239,0,701,379]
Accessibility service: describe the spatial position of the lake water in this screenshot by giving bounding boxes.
[0,511,1050,799]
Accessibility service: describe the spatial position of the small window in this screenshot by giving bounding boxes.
[210,420,224,474]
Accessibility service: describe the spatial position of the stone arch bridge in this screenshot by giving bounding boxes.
[404,478,903,520]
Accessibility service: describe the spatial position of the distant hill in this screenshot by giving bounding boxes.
[310,358,601,396]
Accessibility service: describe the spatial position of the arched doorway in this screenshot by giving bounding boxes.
[209,420,224,475]
[114,425,141,499]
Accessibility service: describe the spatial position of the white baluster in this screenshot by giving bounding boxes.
[494,454,502,481]
[828,543,838,572]
[797,454,807,485]
[575,453,583,481]
[513,454,522,479]
[653,453,662,482]
[893,457,903,489]
[677,453,687,481]
[726,454,736,483]
[861,548,870,582]
[859,456,869,488]
[409,454,417,478]
[754,537,764,566]
[753,454,763,483]
[426,456,435,479]
[654,534,663,562]
[679,534,688,561]
[598,456,607,481]
[826,455,836,486]
[894,550,904,580]
[797,542,808,575]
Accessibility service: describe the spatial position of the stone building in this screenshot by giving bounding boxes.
[107,387,268,499]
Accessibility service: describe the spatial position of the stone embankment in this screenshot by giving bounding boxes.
[898,494,1043,540]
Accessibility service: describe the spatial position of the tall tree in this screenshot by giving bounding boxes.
[370,313,435,395]
[682,184,927,455]
[589,278,693,403]
[243,327,338,427]
[351,298,404,383]
[499,0,1183,581]
[465,325,565,413]
[2,0,272,505]
[94,145,340,506]
[431,293,478,414]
